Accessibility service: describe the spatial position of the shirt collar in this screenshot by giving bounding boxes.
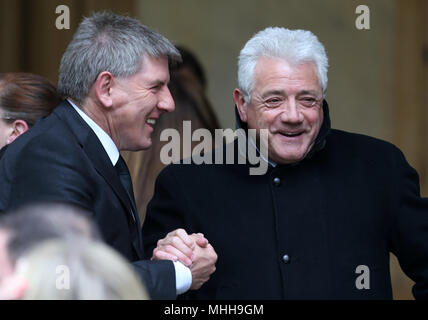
[68,99,119,166]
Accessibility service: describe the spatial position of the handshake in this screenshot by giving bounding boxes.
[151,229,218,290]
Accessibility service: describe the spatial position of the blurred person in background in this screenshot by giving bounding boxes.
[0,203,102,299]
[0,72,61,155]
[2,238,149,300]
[123,46,220,221]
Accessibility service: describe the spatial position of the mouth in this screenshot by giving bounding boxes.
[146,118,156,126]
[278,131,305,138]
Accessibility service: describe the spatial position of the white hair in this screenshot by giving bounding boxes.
[237,27,329,102]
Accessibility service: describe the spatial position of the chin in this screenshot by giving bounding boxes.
[126,140,152,152]
[271,150,308,164]
[140,138,152,150]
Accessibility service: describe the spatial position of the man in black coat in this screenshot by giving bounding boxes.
[0,12,217,299]
[143,27,428,299]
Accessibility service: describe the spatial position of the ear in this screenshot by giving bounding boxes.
[7,120,29,145]
[94,71,115,108]
[233,88,249,123]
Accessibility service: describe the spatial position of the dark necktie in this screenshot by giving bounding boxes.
[114,155,137,222]
[114,155,144,259]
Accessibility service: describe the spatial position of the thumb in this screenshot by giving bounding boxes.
[195,233,209,247]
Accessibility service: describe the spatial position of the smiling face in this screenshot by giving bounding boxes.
[111,55,175,151]
[234,56,324,164]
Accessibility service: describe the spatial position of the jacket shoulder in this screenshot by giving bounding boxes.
[4,110,82,160]
[327,129,402,155]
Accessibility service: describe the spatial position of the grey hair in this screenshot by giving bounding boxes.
[58,11,181,104]
[237,27,329,102]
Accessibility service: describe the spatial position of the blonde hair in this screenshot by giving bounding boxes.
[15,239,149,300]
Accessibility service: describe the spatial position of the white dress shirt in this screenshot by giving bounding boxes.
[69,99,192,295]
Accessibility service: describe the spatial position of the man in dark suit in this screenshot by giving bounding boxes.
[0,12,217,299]
[143,27,428,299]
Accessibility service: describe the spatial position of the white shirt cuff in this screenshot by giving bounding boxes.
[173,261,192,295]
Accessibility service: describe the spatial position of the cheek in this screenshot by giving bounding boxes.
[0,126,11,147]
[306,109,323,129]
[249,110,275,130]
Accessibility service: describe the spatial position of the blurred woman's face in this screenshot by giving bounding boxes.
[0,113,13,149]
[0,109,30,149]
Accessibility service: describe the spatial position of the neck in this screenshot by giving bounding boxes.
[69,98,119,149]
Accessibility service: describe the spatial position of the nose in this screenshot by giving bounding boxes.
[279,98,303,124]
[157,86,175,113]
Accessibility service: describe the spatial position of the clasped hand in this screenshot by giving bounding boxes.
[152,228,217,290]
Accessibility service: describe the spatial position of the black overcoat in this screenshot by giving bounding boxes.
[143,101,428,299]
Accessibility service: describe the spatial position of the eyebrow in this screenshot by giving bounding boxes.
[261,90,286,99]
[261,89,321,98]
[297,90,321,96]
[149,80,167,86]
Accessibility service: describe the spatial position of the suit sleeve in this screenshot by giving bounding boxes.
[389,148,428,300]
[132,259,176,300]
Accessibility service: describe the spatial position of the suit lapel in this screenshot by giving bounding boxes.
[84,133,134,214]
[84,134,144,260]
[54,101,144,259]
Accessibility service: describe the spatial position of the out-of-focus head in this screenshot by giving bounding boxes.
[172,46,207,90]
[57,12,181,151]
[0,228,13,287]
[0,73,61,149]
[0,204,101,276]
[13,239,149,300]
[1,203,101,264]
[0,203,103,299]
[168,46,219,132]
[233,27,329,165]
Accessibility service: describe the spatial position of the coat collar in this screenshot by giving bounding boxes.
[306,99,331,160]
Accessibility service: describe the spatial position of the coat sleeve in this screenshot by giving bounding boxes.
[389,147,428,300]
[142,165,198,299]
[142,165,196,260]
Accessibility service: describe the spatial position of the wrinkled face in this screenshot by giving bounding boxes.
[236,57,324,164]
[112,55,175,151]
